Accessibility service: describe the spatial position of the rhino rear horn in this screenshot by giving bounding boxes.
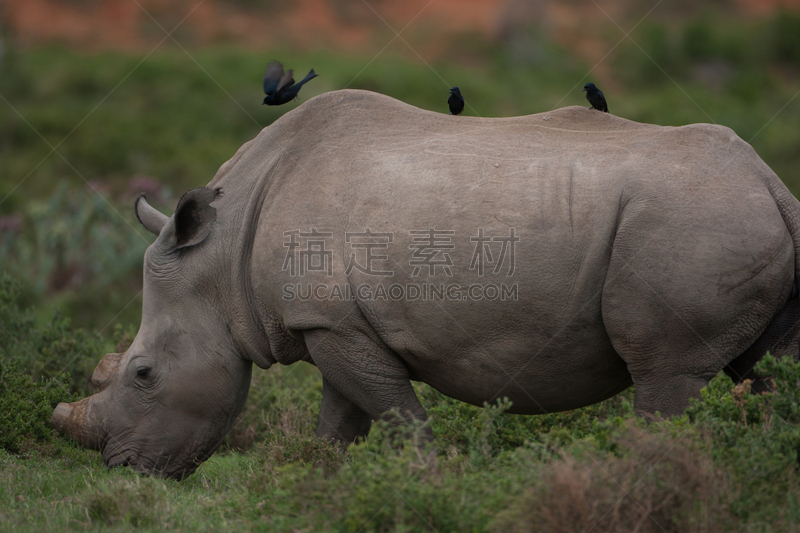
[92,352,124,391]
[135,194,169,235]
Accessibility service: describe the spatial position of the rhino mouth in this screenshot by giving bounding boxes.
[140,459,199,480]
[105,451,139,470]
[105,451,200,480]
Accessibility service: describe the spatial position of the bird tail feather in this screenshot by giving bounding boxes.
[298,69,318,85]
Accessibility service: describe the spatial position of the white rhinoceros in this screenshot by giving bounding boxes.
[51,90,800,479]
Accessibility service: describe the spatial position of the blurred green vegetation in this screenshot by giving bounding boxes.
[0,274,113,392]
[1,9,800,330]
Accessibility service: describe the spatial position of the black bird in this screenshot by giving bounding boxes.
[583,83,608,112]
[448,87,464,115]
[262,61,318,106]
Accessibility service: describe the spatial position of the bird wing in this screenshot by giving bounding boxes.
[263,61,285,95]
[277,69,295,93]
[598,91,608,112]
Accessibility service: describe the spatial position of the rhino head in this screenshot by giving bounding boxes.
[50,188,254,480]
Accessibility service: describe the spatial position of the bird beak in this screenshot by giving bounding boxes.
[582,88,587,92]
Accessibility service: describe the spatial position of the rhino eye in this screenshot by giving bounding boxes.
[136,367,151,379]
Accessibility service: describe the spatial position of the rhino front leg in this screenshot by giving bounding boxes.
[303,328,431,442]
[316,377,372,443]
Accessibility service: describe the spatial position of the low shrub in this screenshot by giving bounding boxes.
[685,353,800,525]
[419,381,635,458]
[492,426,734,533]
[0,273,111,395]
[0,356,75,454]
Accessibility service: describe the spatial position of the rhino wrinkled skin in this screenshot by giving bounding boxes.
[51,90,800,479]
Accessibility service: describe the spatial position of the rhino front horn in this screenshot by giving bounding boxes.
[50,398,102,450]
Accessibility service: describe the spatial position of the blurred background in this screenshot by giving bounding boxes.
[1,0,800,356]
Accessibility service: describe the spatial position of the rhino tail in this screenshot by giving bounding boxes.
[723,180,800,391]
[768,179,800,307]
[771,180,800,282]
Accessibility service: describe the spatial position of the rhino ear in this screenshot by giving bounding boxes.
[162,187,223,250]
[135,194,169,236]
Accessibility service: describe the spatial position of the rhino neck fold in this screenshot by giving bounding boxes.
[214,150,284,369]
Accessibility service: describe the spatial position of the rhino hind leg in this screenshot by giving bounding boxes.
[724,291,800,394]
[629,372,715,419]
[602,262,789,418]
[604,283,777,418]
[302,328,431,443]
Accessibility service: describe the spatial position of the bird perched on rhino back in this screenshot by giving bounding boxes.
[448,87,464,115]
[262,61,318,106]
[583,82,608,113]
